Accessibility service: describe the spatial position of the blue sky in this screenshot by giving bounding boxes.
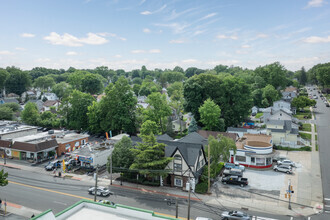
[0,0,329,71]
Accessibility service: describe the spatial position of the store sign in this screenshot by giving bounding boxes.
[79,157,93,163]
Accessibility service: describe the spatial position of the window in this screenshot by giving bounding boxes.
[256,158,265,166]
[174,178,183,187]
[266,157,272,165]
[235,155,246,162]
[174,154,182,172]
[251,157,255,163]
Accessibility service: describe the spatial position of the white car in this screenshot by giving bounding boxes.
[277,159,295,167]
[273,165,293,174]
[88,186,113,197]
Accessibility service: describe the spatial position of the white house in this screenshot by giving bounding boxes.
[282,86,298,102]
[41,92,58,101]
[272,100,292,113]
[42,100,60,112]
[229,134,274,169]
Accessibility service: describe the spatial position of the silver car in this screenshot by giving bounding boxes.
[277,159,295,167]
[88,186,113,197]
[221,211,251,220]
[273,165,293,174]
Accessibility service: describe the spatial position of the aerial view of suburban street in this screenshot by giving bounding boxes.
[0,0,329,220]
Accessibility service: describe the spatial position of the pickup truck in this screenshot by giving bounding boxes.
[221,175,248,187]
[224,162,245,171]
[223,168,243,177]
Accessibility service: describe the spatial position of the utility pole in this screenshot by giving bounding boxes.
[287,179,294,210]
[94,165,98,202]
[207,144,210,194]
[187,169,191,220]
[175,197,178,218]
[110,153,112,185]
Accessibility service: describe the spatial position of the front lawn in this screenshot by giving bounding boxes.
[299,132,311,140]
[255,112,263,119]
[294,109,312,120]
[300,123,311,132]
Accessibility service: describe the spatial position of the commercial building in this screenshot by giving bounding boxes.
[0,122,37,140]
[229,134,275,169]
[55,133,89,156]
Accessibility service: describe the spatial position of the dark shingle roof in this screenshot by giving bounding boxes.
[156,134,173,141]
[12,139,58,152]
[177,132,207,145]
[197,130,237,142]
[226,127,248,132]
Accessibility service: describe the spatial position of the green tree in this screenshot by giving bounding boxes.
[130,134,172,177]
[140,120,159,136]
[34,76,56,91]
[261,84,280,107]
[97,77,137,134]
[316,66,330,88]
[198,99,222,131]
[64,90,95,130]
[81,73,104,94]
[299,67,307,86]
[254,62,287,89]
[162,71,186,84]
[144,92,172,133]
[108,136,134,173]
[207,135,236,176]
[38,111,60,128]
[0,169,8,186]
[0,68,9,90]
[133,84,141,96]
[167,82,183,98]
[2,103,20,112]
[173,66,184,73]
[0,106,14,120]
[292,96,316,111]
[87,101,103,134]
[188,117,198,133]
[21,102,39,125]
[67,70,86,90]
[5,66,32,96]
[139,80,161,96]
[52,82,72,100]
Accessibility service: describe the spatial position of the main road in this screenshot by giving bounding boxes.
[314,90,330,218]
[0,166,292,220]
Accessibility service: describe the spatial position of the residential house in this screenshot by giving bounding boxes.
[41,92,58,101]
[230,134,275,169]
[25,100,44,112]
[272,100,292,114]
[137,96,149,109]
[282,86,298,102]
[42,100,60,112]
[227,127,266,138]
[172,119,187,132]
[183,112,194,126]
[176,131,208,146]
[32,200,180,220]
[252,106,258,115]
[22,90,38,100]
[266,120,300,147]
[6,93,19,99]
[0,98,19,105]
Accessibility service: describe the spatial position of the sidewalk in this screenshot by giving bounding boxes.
[1,158,321,218]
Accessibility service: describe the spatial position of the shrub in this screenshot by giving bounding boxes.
[195,181,208,194]
[276,145,311,151]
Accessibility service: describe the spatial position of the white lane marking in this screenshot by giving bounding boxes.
[290,217,293,220]
[325,205,330,207]
[53,201,67,205]
[325,210,330,213]
[324,198,330,201]
[308,217,310,220]
[255,217,279,220]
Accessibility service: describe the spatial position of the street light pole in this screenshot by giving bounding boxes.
[110,153,112,185]
[94,165,98,202]
[187,170,191,220]
[175,197,178,218]
[288,179,292,210]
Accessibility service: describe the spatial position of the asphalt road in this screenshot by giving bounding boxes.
[0,166,296,220]
[313,91,330,218]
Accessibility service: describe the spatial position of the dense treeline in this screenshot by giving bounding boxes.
[0,62,328,136]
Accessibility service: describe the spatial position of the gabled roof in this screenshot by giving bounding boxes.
[197,130,237,142]
[1,98,19,104]
[227,127,248,132]
[266,120,285,126]
[156,134,173,141]
[43,100,59,107]
[284,86,297,92]
[177,132,207,145]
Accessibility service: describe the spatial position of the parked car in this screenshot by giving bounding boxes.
[313,95,318,99]
[325,102,330,107]
[221,176,248,187]
[273,164,293,174]
[221,210,251,220]
[272,156,287,163]
[277,159,295,167]
[223,168,243,177]
[45,160,62,171]
[224,162,245,171]
[65,159,78,166]
[88,186,113,197]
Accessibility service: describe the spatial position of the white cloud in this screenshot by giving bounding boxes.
[141,11,152,15]
[131,49,161,54]
[141,4,167,15]
[241,45,251,48]
[303,35,330,43]
[143,28,151,33]
[193,30,205,36]
[15,47,26,51]
[256,33,268,38]
[21,33,35,38]
[0,50,13,55]
[199,13,217,21]
[98,32,126,41]
[44,32,108,47]
[306,0,325,8]
[216,34,238,40]
[154,23,189,34]
[169,39,185,44]
[182,59,198,64]
[114,54,122,58]
[66,51,78,56]
[149,49,161,53]
[35,58,51,62]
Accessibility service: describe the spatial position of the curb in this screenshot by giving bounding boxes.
[0,163,21,170]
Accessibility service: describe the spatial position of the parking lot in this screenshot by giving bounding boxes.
[213,150,314,205]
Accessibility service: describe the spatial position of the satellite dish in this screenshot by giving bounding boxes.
[5,149,11,156]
